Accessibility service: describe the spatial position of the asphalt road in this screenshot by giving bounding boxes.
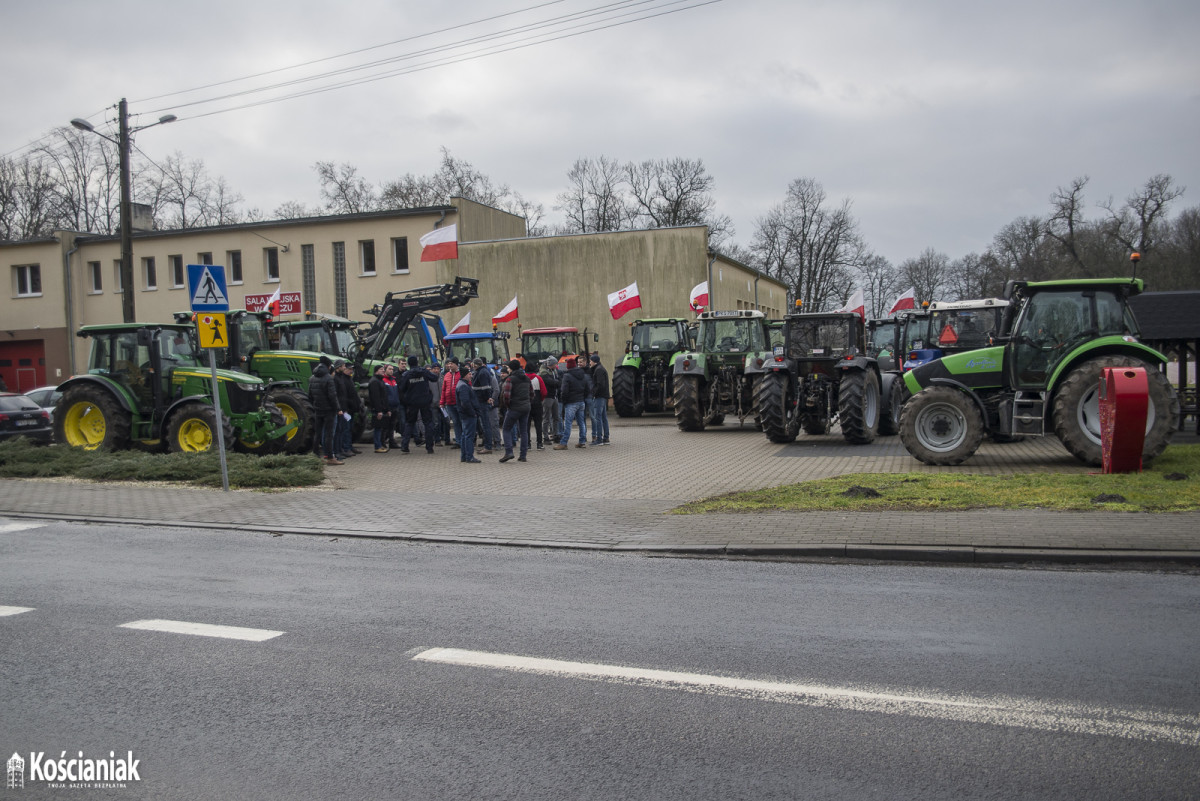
[3,519,1199,800]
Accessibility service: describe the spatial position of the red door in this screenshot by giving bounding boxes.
[0,340,47,392]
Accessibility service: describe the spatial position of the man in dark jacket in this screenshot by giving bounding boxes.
[367,364,391,453]
[400,356,439,455]
[589,353,610,445]
[554,357,591,449]
[499,359,532,462]
[332,359,361,458]
[307,362,342,464]
[455,365,484,463]
[471,357,496,454]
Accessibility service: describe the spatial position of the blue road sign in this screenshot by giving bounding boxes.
[188,264,230,312]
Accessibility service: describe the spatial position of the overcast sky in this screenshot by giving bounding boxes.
[3,0,1197,267]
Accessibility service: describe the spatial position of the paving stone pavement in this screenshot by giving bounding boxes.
[2,416,1197,565]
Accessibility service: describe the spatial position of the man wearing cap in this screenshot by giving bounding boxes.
[332,359,361,459]
[455,363,483,463]
[499,359,532,462]
[588,352,611,445]
[399,355,439,454]
[471,357,497,454]
[307,360,342,465]
[554,356,591,449]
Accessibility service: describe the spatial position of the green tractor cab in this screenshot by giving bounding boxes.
[613,318,694,417]
[673,310,768,430]
[54,323,296,454]
[899,278,1180,465]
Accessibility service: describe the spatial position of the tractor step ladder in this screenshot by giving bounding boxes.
[1012,390,1046,436]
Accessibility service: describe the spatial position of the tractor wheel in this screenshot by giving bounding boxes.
[612,367,643,417]
[838,369,881,444]
[267,387,315,453]
[756,372,799,443]
[167,402,232,454]
[55,384,132,451]
[1052,355,1179,466]
[899,386,984,465]
[673,375,706,431]
[877,374,903,436]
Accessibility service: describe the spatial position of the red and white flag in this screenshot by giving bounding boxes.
[265,286,282,316]
[689,281,709,313]
[888,286,916,314]
[419,223,458,262]
[836,288,866,319]
[449,311,470,335]
[492,295,519,325]
[607,281,642,320]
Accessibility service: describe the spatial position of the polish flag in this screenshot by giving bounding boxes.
[265,286,282,316]
[419,223,458,262]
[492,295,519,324]
[449,311,470,335]
[689,281,709,313]
[836,288,866,320]
[607,281,642,320]
[888,287,916,314]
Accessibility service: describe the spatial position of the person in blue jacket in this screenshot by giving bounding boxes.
[455,365,484,463]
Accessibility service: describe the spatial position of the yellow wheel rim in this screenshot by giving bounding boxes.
[176,418,214,452]
[275,402,300,442]
[62,402,105,450]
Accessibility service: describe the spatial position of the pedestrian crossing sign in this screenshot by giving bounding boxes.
[187,264,229,312]
[197,313,228,349]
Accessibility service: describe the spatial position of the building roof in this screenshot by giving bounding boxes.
[1128,291,1200,340]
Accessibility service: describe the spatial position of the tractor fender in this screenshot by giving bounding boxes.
[925,377,992,432]
[164,394,215,421]
[673,352,707,377]
[834,355,879,376]
[1045,338,1168,396]
[55,374,137,413]
[619,353,642,370]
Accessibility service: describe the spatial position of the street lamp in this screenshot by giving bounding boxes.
[71,98,176,323]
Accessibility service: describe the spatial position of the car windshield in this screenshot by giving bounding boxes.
[522,333,580,363]
[698,319,765,352]
[632,323,683,352]
[0,395,40,412]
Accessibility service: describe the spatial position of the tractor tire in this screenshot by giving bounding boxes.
[166,402,233,454]
[838,369,881,444]
[756,372,799,443]
[899,386,984,465]
[55,384,132,451]
[1052,355,1179,466]
[612,367,642,417]
[268,387,315,453]
[673,375,706,431]
[877,374,903,436]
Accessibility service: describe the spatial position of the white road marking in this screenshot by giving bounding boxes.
[0,520,46,533]
[119,619,284,642]
[412,647,1200,747]
[0,606,35,616]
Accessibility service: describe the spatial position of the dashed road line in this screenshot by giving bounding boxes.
[412,647,1200,747]
[119,619,284,642]
[0,606,35,616]
[0,520,47,533]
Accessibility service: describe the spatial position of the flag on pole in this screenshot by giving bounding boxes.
[836,288,866,319]
[888,287,916,314]
[492,295,519,324]
[449,311,470,335]
[419,223,458,262]
[607,281,642,320]
[689,281,709,313]
[265,286,282,316]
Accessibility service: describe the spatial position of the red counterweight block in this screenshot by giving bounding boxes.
[1099,366,1149,474]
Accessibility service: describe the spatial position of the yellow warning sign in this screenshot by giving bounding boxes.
[197,313,228,348]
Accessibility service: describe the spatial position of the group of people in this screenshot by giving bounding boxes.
[307,351,612,466]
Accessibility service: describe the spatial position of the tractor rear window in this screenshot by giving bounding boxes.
[786,319,853,357]
[632,323,683,352]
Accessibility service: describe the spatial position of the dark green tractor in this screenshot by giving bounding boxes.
[899,278,1180,465]
[612,318,693,417]
[672,310,768,430]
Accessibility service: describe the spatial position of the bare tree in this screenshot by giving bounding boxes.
[35,127,119,235]
[315,161,377,214]
[624,157,733,245]
[899,248,950,305]
[555,156,630,233]
[945,251,1008,300]
[0,157,61,240]
[1101,173,1185,257]
[857,253,899,318]
[991,216,1055,283]
[1045,176,1092,274]
[273,201,314,220]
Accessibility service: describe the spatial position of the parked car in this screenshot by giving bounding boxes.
[0,392,53,444]
[23,385,63,423]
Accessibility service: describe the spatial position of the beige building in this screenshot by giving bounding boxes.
[1,197,785,391]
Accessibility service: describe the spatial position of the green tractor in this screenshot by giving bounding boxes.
[672,310,768,430]
[271,314,361,359]
[612,318,694,417]
[899,277,1180,466]
[755,312,884,444]
[54,323,296,454]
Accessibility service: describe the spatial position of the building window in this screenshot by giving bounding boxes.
[227,250,243,284]
[143,257,157,290]
[88,261,103,293]
[113,260,123,292]
[198,252,213,265]
[392,237,409,274]
[302,244,316,312]
[264,247,279,282]
[332,242,347,318]
[360,240,376,276]
[169,255,185,288]
[13,264,41,297]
